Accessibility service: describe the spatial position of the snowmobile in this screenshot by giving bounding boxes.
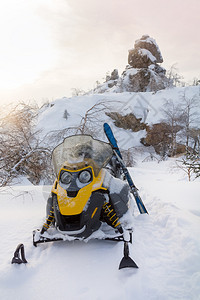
[12,124,148,269]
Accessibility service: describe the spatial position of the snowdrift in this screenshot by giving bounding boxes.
[0,160,200,300]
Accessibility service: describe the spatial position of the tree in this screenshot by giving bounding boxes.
[176,152,200,181]
[179,91,199,151]
[0,103,53,186]
[63,109,70,120]
[166,64,184,87]
[77,100,116,137]
[192,78,200,86]
[189,128,200,153]
[71,88,86,97]
[161,99,184,156]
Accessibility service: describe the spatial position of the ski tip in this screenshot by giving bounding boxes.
[119,256,139,270]
[103,122,109,131]
[138,202,148,214]
[11,243,28,264]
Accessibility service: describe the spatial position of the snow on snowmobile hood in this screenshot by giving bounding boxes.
[52,135,113,177]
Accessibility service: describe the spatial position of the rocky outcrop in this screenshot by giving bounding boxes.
[121,64,168,92]
[128,34,163,68]
[122,35,168,92]
[92,34,168,94]
[106,112,147,132]
[110,69,119,80]
[106,69,119,88]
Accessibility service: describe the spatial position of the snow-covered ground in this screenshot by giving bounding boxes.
[0,159,200,300]
[0,85,200,299]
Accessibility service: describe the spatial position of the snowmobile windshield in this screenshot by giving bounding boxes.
[52,135,113,176]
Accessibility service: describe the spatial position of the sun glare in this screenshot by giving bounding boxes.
[0,1,57,90]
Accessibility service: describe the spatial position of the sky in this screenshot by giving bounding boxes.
[0,0,200,105]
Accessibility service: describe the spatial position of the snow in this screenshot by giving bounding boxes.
[33,86,197,167]
[1,86,200,299]
[37,86,200,144]
[0,159,200,300]
[135,35,158,47]
[138,48,157,63]
[109,175,126,194]
[135,35,163,61]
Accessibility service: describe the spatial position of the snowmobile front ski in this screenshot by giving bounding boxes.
[104,123,148,214]
[33,229,138,269]
[119,241,138,269]
[11,243,27,264]
[33,229,65,247]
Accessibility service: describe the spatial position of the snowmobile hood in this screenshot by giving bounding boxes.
[52,166,107,215]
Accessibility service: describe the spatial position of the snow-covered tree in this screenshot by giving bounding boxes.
[0,103,53,186]
[176,152,200,181]
[161,100,184,156]
[179,91,199,150]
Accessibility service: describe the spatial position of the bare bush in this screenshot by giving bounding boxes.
[179,91,199,151]
[0,102,53,186]
[71,88,86,97]
[120,148,136,167]
[166,64,185,87]
[160,99,185,156]
[77,100,119,137]
[175,152,200,181]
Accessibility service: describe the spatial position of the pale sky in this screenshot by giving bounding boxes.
[0,0,200,105]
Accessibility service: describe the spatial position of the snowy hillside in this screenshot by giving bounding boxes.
[37,86,200,151]
[0,86,200,299]
[0,159,200,300]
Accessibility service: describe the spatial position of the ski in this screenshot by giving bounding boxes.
[119,241,138,269]
[104,123,148,214]
[11,244,28,264]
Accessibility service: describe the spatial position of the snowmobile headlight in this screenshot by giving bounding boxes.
[60,171,72,184]
[78,170,92,183]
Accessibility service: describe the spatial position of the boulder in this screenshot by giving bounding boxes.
[134,34,163,63]
[92,34,168,94]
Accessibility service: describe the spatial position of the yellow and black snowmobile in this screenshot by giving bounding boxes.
[33,135,133,244]
[12,134,138,268]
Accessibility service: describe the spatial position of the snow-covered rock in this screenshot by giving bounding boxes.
[129,34,163,67]
[93,35,168,94]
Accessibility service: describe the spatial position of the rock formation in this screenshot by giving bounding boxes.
[128,34,163,68]
[92,34,168,94]
[122,34,168,92]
